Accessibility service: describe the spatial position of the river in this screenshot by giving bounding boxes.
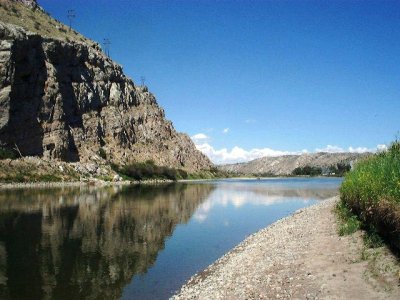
[0,177,341,299]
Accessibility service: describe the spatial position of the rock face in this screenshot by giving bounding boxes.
[0,18,212,171]
[219,152,370,175]
[11,0,37,8]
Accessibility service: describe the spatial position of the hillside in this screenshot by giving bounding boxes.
[0,0,212,173]
[219,152,370,176]
[0,0,94,44]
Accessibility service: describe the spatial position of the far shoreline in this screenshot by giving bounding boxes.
[0,176,344,190]
[0,178,174,190]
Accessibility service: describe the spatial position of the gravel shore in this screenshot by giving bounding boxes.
[173,197,400,299]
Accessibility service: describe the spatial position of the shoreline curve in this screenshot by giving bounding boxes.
[172,196,400,299]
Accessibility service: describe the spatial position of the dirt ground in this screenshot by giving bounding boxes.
[173,197,400,299]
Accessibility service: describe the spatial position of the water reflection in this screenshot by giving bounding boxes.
[193,178,339,222]
[121,178,341,299]
[0,178,341,300]
[0,184,214,300]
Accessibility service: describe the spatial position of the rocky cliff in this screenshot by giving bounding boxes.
[219,152,370,176]
[0,0,212,172]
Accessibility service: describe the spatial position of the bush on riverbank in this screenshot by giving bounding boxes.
[339,140,400,251]
[113,162,233,181]
[292,166,322,176]
[115,160,188,181]
[329,162,351,176]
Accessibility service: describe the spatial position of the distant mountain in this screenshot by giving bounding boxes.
[0,0,212,172]
[219,152,370,176]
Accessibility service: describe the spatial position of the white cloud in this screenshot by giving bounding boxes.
[315,145,381,154]
[193,188,315,223]
[315,145,344,153]
[222,128,230,134]
[190,133,209,144]
[193,141,386,165]
[191,133,208,140]
[377,144,388,151]
[348,146,371,153]
[195,142,302,164]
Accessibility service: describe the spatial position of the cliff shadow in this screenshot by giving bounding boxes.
[0,36,46,156]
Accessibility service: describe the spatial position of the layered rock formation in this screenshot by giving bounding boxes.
[0,0,212,172]
[219,152,370,175]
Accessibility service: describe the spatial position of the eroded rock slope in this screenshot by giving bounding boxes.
[0,0,212,172]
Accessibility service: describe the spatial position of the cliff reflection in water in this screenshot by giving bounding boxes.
[0,184,214,300]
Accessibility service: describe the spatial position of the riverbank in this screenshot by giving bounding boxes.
[0,157,227,187]
[0,178,174,189]
[173,197,400,299]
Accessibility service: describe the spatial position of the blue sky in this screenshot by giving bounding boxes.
[38,0,400,163]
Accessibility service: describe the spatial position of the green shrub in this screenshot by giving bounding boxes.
[36,174,62,182]
[329,162,351,176]
[98,148,107,159]
[335,200,361,235]
[292,165,322,176]
[340,140,400,250]
[0,148,17,160]
[115,160,186,181]
[363,227,384,248]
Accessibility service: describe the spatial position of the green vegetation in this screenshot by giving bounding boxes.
[1,168,64,183]
[113,160,187,181]
[339,140,400,251]
[336,200,384,247]
[291,162,352,177]
[112,161,233,181]
[0,148,16,160]
[363,227,384,249]
[186,167,234,180]
[292,165,322,176]
[336,203,399,292]
[335,200,361,235]
[0,159,80,183]
[251,172,277,178]
[328,162,351,177]
[98,148,107,160]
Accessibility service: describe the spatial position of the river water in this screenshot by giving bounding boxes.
[0,177,341,299]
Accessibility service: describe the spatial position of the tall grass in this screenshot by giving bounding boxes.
[340,140,400,250]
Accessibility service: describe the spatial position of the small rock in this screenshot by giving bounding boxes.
[113,174,122,182]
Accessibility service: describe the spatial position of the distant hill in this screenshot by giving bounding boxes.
[218,152,370,176]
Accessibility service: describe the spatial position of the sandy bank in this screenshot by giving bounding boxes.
[173,197,400,299]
